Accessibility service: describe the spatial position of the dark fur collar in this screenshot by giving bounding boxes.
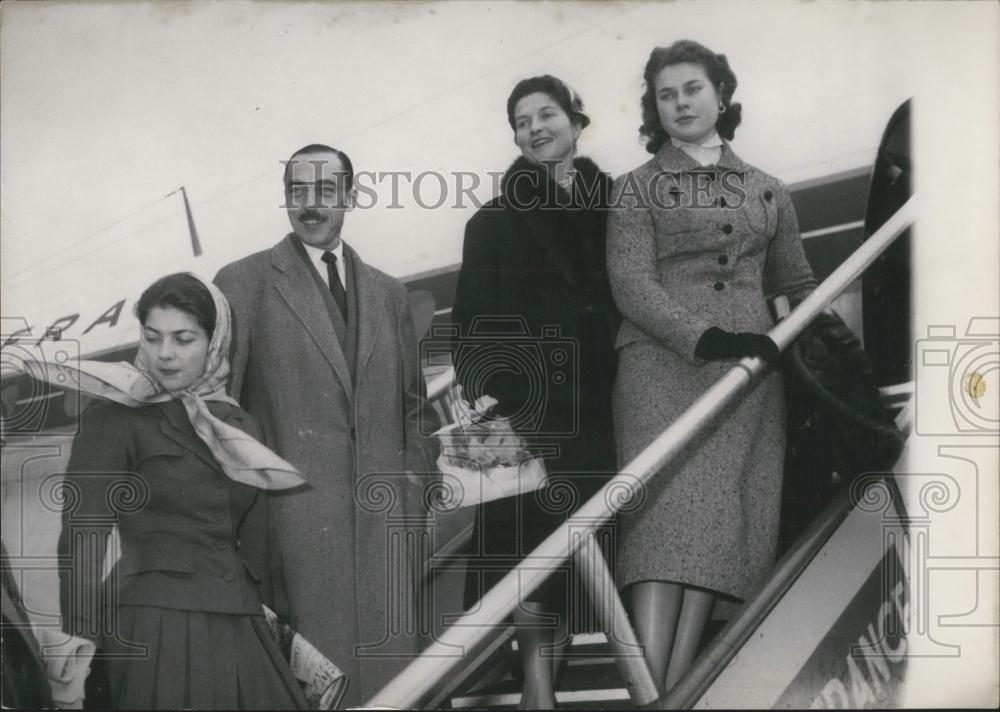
[494,155,611,283]
[501,155,607,210]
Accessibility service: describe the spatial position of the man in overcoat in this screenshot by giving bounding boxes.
[214,144,438,706]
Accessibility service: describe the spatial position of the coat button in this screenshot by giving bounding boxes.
[214,479,226,489]
[721,224,733,234]
[764,190,774,201]
[223,572,235,582]
[718,255,729,265]
[714,282,725,291]
[216,541,229,551]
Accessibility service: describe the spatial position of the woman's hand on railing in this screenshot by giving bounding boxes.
[695,327,781,364]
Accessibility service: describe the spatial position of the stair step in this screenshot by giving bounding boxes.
[509,631,607,651]
[451,686,632,709]
[449,642,627,709]
[446,629,688,708]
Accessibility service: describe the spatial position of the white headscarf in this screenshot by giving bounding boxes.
[20,274,304,490]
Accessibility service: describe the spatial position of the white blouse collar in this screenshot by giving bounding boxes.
[670,131,723,166]
[670,131,723,150]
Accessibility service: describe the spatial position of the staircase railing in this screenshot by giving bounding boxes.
[371,196,916,709]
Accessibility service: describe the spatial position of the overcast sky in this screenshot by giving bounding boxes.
[0,0,997,351]
[3,0,979,321]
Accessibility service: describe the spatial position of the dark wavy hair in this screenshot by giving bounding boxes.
[506,75,591,132]
[136,273,216,336]
[639,40,742,153]
[283,144,355,192]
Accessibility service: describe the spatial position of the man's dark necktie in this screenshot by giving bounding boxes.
[321,251,348,323]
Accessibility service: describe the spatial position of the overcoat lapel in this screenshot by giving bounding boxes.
[270,235,355,401]
[344,243,386,388]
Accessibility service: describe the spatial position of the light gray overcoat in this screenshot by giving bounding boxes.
[607,142,815,600]
[214,235,437,705]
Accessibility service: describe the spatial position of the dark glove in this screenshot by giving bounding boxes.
[695,327,781,364]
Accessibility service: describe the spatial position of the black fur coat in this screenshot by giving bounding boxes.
[453,154,621,609]
[453,155,620,441]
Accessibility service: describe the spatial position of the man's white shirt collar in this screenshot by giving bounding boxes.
[301,238,345,290]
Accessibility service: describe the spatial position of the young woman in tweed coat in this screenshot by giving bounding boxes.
[606,40,817,694]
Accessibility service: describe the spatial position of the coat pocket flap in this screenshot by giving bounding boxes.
[133,438,190,467]
[651,207,696,237]
[121,540,196,576]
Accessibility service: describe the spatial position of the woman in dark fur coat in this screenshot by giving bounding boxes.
[452,75,620,708]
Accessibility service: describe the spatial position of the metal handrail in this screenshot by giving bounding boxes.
[425,365,456,402]
[371,196,916,709]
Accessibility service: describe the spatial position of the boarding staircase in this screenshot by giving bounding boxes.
[397,183,916,709]
[442,625,746,710]
[448,632,642,709]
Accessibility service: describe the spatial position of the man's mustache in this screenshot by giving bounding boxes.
[296,210,326,222]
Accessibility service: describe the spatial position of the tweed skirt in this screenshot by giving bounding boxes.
[613,341,787,601]
[102,605,307,710]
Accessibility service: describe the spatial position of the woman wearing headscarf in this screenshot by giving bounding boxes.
[607,41,817,693]
[452,75,620,708]
[31,273,308,709]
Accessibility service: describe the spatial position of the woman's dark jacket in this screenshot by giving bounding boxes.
[58,399,278,640]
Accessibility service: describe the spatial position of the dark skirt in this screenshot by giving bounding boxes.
[463,412,618,628]
[102,605,307,710]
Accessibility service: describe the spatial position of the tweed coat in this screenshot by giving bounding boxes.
[607,142,815,600]
[59,399,305,709]
[214,236,438,706]
[453,156,620,611]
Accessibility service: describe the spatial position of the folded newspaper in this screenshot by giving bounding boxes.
[434,387,547,508]
[262,605,347,710]
[31,626,96,709]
